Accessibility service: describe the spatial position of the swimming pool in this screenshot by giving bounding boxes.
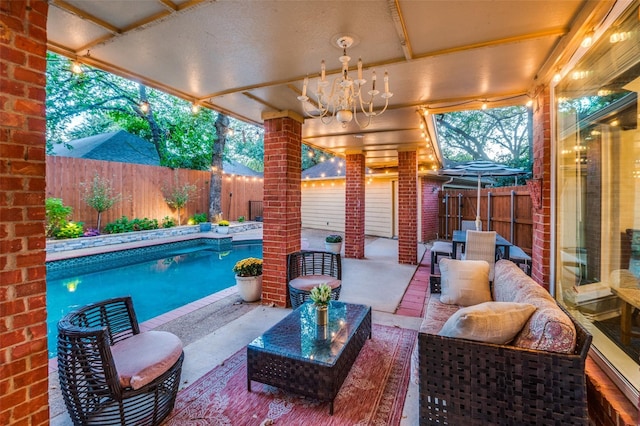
[46,239,262,358]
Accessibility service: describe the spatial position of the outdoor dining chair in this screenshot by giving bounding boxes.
[287,250,342,308]
[57,296,184,426]
[462,230,497,280]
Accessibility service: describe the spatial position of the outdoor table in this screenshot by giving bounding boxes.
[452,230,513,261]
[610,287,640,345]
[247,301,372,415]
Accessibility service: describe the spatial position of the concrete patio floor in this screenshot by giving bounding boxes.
[49,228,429,425]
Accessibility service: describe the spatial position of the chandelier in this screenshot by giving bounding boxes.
[297,35,393,128]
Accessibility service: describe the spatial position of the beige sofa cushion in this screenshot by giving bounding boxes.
[439,258,492,306]
[493,260,576,353]
[289,275,341,291]
[438,301,536,344]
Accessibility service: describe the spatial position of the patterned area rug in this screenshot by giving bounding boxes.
[594,316,640,365]
[165,325,417,425]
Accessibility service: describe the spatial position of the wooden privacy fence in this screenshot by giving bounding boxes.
[46,156,263,229]
[438,185,533,254]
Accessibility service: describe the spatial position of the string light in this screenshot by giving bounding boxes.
[191,103,200,114]
[140,101,150,114]
[581,30,594,48]
[481,101,488,110]
[71,61,83,74]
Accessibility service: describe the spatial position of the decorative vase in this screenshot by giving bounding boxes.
[217,226,229,234]
[235,275,262,302]
[316,304,328,326]
[325,242,342,254]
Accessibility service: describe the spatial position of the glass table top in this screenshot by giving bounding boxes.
[248,301,370,366]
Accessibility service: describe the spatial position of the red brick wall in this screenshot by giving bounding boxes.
[421,178,440,242]
[531,87,552,289]
[0,0,50,424]
[262,116,302,307]
[345,153,365,259]
[398,151,418,264]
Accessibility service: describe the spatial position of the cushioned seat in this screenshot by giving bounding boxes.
[429,241,452,274]
[287,250,342,308]
[112,330,183,390]
[57,297,184,426]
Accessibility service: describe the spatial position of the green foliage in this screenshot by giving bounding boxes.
[103,216,159,234]
[309,283,332,306]
[325,234,342,243]
[81,173,122,229]
[161,216,176,228]
[54,221,84,239]
[188,212,208,225]
[237,216,245,223]
[162,172,197,225]
[45,197,72,238]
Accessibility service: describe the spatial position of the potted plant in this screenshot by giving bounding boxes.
[216,219,230,234]
[189,212,211,232]
[325,234,343,254]
[232,257,263,302]
[309,283,332,326]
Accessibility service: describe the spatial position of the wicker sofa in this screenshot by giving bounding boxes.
[418,259,592,425]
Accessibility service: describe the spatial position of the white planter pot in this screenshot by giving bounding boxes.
[235,275,262,302]
[217,226,229,234]
[325,242,342,254]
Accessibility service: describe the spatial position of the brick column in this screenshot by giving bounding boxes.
[0,1,50,424]
[421,177,440,242]
[398,150,418,264]
[261,112,303,307]
[531,87,552,289]
[345,152,365,258]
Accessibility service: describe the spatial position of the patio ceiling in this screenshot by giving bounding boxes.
[46,0,614,170]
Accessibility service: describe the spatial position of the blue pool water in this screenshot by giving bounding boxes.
[46,241,262,358]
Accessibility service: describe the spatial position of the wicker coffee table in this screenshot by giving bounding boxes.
[247,301,372,414]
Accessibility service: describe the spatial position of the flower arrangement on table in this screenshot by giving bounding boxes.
[232,257,263,277]
[217,220,230,226]
[309,283,332,306]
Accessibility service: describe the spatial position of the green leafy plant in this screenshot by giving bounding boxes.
[54,221,84,239]
[45,197,73,238]
[217,219,230,226]
[103,216,158,234]
[237,216,245,223]
[162,216,176,228]
[232,257,263,277]
[81,173,122,230]
[325,234,343,243]
[188,212,208,225]
[162,172,197,226]
[309,283,332,306]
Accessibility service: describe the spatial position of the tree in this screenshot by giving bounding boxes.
[162,171,197,225]
[209,113,229,221]
[435,106,531,170]
[81,173,122,230]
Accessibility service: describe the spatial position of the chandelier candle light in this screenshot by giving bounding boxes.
[297,35,393,128]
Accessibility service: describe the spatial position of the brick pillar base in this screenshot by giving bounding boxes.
[398,150,418,264]
[345,153,365,258]
[261,113,302,307]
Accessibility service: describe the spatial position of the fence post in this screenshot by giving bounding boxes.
[444,193,450,239]
[487,192,492,230]
[510,190,516,243]
[457,193,463,231]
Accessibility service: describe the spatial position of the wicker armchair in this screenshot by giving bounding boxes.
[287,250,342,308]
[462,230,497,280]
[57,297,184,426]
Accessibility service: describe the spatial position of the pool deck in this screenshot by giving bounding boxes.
[48,228,431,426]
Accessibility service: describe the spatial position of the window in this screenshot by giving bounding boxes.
[555,4,640,402]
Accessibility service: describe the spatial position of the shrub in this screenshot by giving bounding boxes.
[237,216,245,222]
[162,172,197,226]
[83,228,100,237]
[46,198,72,238]
[80,173,122,230]
[232,257,263,277]
[325,234,343,243]
[55,221,84,239]
[104,216,159,234]
[188,212,208,225]
[162,216,176,228]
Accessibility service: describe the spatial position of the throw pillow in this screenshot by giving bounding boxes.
[439,258,492,306]
[438,302,537,344]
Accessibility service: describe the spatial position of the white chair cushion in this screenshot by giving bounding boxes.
[438,301,537,344]
[111,330,183,390]
[289,275,341,291]
[439,258,492,306]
